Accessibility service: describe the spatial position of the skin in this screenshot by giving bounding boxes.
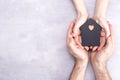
[67,20,114,80]
[72,0,88,49]
[93,0,110,51]
[73,0,110,51]
[67,0,114,80]
[66,20,88,80]
[91,23,114,80]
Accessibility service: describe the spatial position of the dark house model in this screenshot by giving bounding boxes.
[79,18,102,46]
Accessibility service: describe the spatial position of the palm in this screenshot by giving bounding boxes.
[91,49,109,64]
[68,36,88,61]
[74,46,88,60]
[73,16,88,47]
[98,18,110,38]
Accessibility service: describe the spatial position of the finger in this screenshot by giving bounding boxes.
[68,34,84,50]
[102,28,105,31]
[73,17,87,36]
[105,36,112,49]
[66,35,73,46]
[99,18,110,38]
[73,29,80,37]
[75,16,87,28]
[77,35,84,49]
[101,30,105,37]
[74,35,83,49]
[108,23,114,42]
[98,36,106,50]
[67,20,76,37]
[75,35,80,45]
[84,46,89,51]
[90,46,93,49]
[95,19,99,24]
[92,46,98,51]
[73,29,81,44]
[79,35,82,44]
[69,35,76,47]
[105,23,114,48]
[66,20,76,43]
[76,37,84,49]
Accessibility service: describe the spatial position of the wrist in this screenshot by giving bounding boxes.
[92,61,111,80]
[92,60,106,71]
[93,15,105,20]
[70,59,88,80]
[93,16,106,23]
[75,59,88,68]
[91,57,106,68]
[77,13,88,19]
[93,12,106,20]
[75,60,88,75]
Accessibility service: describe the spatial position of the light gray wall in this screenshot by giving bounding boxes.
[0,0,120,80]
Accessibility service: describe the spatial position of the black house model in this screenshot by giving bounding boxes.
[79,18,102,46]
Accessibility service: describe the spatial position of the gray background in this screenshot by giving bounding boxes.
[0,0,120,80]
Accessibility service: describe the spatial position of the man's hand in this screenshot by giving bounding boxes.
[66,20,88,80]
[91,23,114,80]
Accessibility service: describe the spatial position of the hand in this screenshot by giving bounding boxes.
[90,28,106,51]
[91,22,114,80]
[91,22,114,66]
[73,15,88,49]
[73,17,107,51]
[92,18,110,51]
[93,0,110,51]
[96,17,110,38]
[72,0,88,50]
[67,20,89,80]
[66,20,88,62]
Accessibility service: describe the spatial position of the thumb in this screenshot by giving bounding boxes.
[99,18,110,38]
[73,17,87,36]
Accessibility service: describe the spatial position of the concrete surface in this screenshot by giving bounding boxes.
[0,0,120,80]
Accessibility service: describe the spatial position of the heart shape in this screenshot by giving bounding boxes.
[88,25,94,31]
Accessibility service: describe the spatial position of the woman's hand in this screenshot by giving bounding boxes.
[92,18,110,51]
[73,15,89,50]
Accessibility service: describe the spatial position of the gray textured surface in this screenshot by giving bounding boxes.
[0,0,120,80]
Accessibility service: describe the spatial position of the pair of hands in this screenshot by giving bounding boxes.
[69,0,112,79]
[66,17,114,66]
[73,16,111,51]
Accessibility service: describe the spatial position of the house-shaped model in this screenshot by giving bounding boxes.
[79,18,102,46]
